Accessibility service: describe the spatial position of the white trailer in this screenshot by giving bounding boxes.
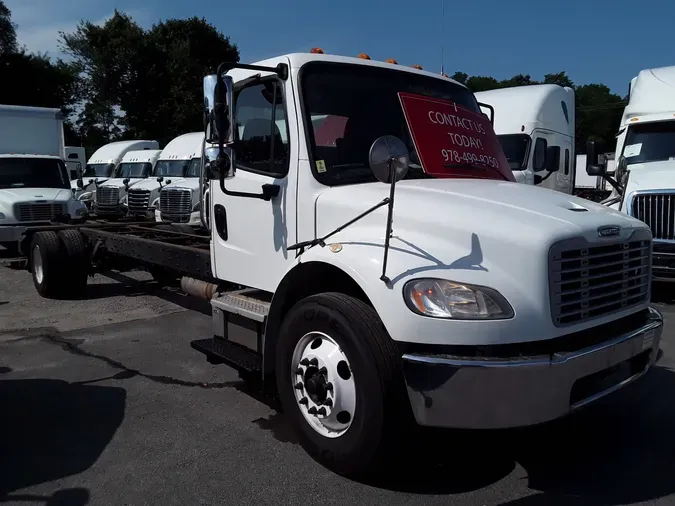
[0,105,87,252]
[475,84,575,194]
[125,132,204,221]
[72,139,159,208]
[586,65,675,280]
[94,149,162,217]
[21,52,662,477]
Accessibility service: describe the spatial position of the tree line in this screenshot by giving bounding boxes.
[1,2,624,157]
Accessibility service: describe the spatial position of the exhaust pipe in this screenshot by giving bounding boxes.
[181,276,218,300]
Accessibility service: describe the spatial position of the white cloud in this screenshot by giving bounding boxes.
[4,0,155,59]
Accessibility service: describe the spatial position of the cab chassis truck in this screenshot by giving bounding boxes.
[20,52,663,477]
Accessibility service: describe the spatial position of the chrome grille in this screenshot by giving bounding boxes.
[14,202,67,222]
[630,193,675,241]
[549,231,652,327]
[96,186,119,206]
[128,189,151,213]
[159,188,191,217]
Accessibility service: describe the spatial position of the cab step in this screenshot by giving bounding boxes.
[211,288,271,322]
[191,337,262,374]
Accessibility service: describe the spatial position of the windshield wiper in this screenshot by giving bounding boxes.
[443,162,510,181]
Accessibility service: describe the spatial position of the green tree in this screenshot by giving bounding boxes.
[0,0,17,56]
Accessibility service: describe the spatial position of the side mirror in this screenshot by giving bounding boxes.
[76,179,84,189]
[545,146,561,172]
[203,74,235,180]
[123,177,130,190]
[586,140,606,176]
[532,138,548,171]
[476,102,494,125]
[76,162,82,177]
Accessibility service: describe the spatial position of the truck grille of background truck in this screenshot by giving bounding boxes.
[159,188,191,221]
[127,189,151,213]
[630,193,675,241]
[96,187,120,209]
[13,202,67,222]
[549,233,652,326]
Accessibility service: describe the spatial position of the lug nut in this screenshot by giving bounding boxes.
[317,407,327,416]
[308,406,318,415]
[323,398,333,407]
[325,382,333,392]
[295,367,303,375]
[294,382,303,390]
[319,366,327,375]
[300,358,310,366]
[309,357,318,366]
[299,397,308,405]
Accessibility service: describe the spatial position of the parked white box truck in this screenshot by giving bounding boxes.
[475,84,575,194]
[0,104,87,252]
[19,53,662,477]
[72,139,159,209]
[586,65,675,280]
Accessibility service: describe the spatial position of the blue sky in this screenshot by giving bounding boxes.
[6,0,671,96]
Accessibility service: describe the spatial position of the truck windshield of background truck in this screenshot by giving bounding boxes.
[82,162,114,178]
[154,160,189,177]
[184,157,201,177]
[0,157,70,189]
[496,134,530,170]
[115,162,152,178]
[622,120,675,165]
[301,62,489,185]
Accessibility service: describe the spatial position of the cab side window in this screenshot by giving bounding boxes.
[234,81,289,176]
[532,138,547,171]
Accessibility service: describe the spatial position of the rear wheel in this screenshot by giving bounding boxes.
[275,292,409,477]
[57,229,89,298]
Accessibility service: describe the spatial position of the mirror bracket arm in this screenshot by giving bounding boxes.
[602,174,623,194]
[217,61,288,81]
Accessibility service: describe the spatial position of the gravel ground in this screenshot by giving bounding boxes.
[1,252,675,506]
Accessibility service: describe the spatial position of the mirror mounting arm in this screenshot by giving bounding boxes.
[216,61,288,81]
[602,173,623,194]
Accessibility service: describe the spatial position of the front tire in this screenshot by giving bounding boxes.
[275,292,409,477]
[30,231,64,298]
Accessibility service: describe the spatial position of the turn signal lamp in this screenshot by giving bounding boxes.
[358,53,371,60]
[630,117,639,122]
[386,58,398,64]
[411,64,423,70]
[310,47,324,54]
[440,72,449,77]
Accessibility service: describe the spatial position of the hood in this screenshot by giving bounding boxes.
[0,187,72,203]
[623,161,675,195]
[100,178,146,189]
[130,177,188,192]
[316,179,644,250]
[71,176,108,190]
[163,178,200,190]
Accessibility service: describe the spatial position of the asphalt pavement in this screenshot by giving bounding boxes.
[1,254,675,506]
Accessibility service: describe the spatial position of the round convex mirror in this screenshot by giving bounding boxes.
[368,135,410,184]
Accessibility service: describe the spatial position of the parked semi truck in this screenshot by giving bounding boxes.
[586,65,675,280]
[0,104,87,253]
[19,52,662,476]
[94,149,162,218]
[475,84,575,194]
[126,132,204,220]
[73,140,159,208]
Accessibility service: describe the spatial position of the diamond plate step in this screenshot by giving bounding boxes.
[211,289,271,323]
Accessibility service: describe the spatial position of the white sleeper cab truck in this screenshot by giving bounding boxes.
[64,146,86,180]
[94,149,162,218]
[127,132,204,220]
[0,105,87,252]
[73,139,159,209]
[22,52,662,477]
[154,132,206,226]
[587,65,675,280]
[475,84,575,194]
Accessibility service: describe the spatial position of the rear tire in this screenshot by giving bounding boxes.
[30,231,65,298]
[57,229,89,298]
[275,292,409,478]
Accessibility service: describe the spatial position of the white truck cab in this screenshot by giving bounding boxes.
[0,105,87,252]
[73,139,159,208]
[64,146,86,180]
[587,65,675,280]
[126,132,204,220]
[94,149,161,217]
[475,84,575,194]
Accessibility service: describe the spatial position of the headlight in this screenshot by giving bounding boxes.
[0,212,5,220]
[403,279,514,320]
[79,192,93,201]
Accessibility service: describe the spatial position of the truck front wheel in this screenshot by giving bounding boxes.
[30,231,64,298]
[275,292,409,477]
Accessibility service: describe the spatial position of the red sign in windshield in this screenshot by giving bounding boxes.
[398,92,515,182]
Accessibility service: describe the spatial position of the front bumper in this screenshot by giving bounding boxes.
[94,203,125,216]
[155,210,200,225]
[0,225,27,242]
[401,307,663,429]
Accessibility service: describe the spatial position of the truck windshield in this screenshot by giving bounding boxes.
[184,157,201,177]
[496,134,530,170]
[154,160,188,177]
[115,162,152,178]
[83,163,115,178]
[301,62,484,185]
[623,120,675,164]
[0,157,70,189]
